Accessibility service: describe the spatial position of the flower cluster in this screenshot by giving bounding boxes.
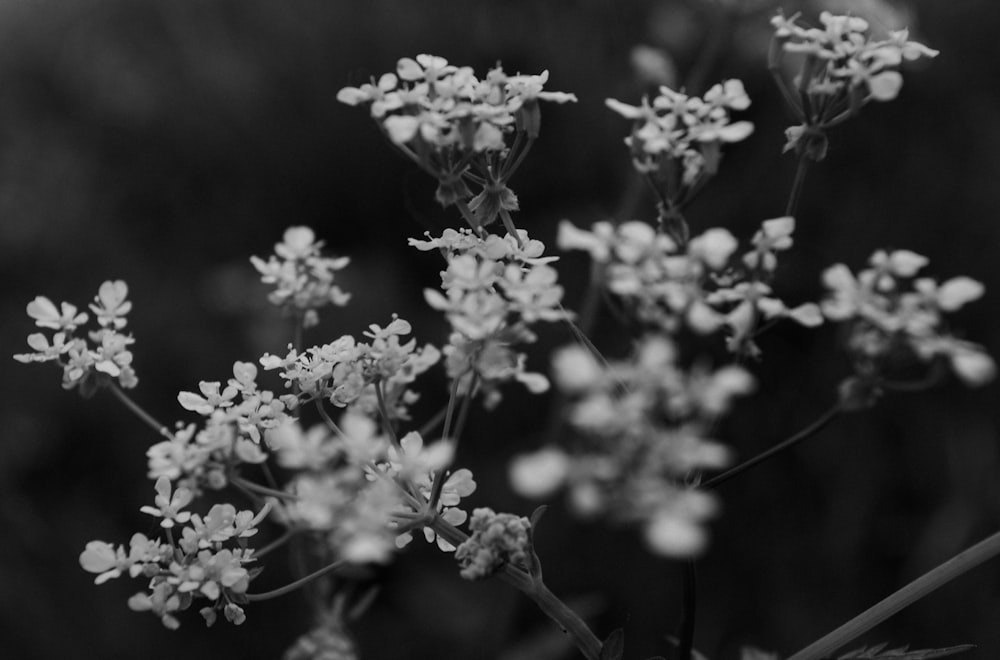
[338,54,576,234]
[178,361,297,444]
[80,476,268,629]
[605,80,753,205]
[260,316,440,421]
[512,336,754,556]
[558,218,821,355]
[250,226,351,328]
[455,508,531,580]
[770,11,938,159]
[14,280,138,396]
[821,249,995,386]
[411,228,566,406]
[381,431,477,552]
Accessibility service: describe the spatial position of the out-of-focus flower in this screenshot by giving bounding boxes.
[14,281,139,395]
[557,218,820,355]
[820,249,995,386]
[251,226,350,328]
[513,336,752,558]
[606,79,752,206]
[770,11,938,159]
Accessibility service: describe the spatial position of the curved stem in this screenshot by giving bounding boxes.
[255,527,300,558]
[245,559,345,602]
[108,384,172,439]
[432,518,602,660]
[787,529,1000,660]
[700,400,843,491]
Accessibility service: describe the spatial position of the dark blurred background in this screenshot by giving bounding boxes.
[3,0,1000,658]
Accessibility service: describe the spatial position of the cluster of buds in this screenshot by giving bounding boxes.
[512,336,754,557]
[250,225,351,329]
[14,280,138,396]
[411,228,566,406]
[80,477,269,629]
[605,79,753,217]
[558,217,821,356]
[770,11,939,160]
[338,54,576,237]
[821,249,995,387]
[455,508,532,580]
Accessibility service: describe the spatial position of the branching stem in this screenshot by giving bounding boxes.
[245,559,345,602]
[700,400,844,491]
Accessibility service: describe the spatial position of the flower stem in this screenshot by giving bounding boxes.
[785,152,810,218]
[787,529,1000,660]
[677,559,698,660]
[255,527,300,558]
[108,383,172,439]
[432,518,603,660]
[232,476,298,502]
[700,400,843,491]
[374,381,400,448]
[427,374,468,508]
[245,559,345,602]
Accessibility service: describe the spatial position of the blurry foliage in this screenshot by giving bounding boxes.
[3,0,1000,658]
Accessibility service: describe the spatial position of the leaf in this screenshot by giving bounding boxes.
[599,628,625,660]
[832,642,976,659]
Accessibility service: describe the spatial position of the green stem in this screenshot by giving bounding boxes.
[108,384,172,439]
[787,529,1000,660]
[700,401,843,491]
[245,559,345,602]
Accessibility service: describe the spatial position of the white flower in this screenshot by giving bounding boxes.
[509,447,570,498]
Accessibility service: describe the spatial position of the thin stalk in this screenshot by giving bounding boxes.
[431,518,602,660]
[246,559,345,602]
[785,153,810,218]
[678,560,698,660]
[232,476,298,502]
[255,527,300,558]
[417,403,449,438]
[108,384,172,439]
[374,381,400,448]
[700,401,843,491]
[427,374,467,508]
[787,529,1000,660]
[314,398,346,438]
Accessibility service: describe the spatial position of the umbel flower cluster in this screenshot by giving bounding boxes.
[770,10,939,159]
[820,249,995,386]
[605,80,753,211]
[410,227,566,406]
[14,280,137,396]
[557,216,822,356]
[513,336,754,556]
[12,12,1000,660]
[337,54,576,237]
